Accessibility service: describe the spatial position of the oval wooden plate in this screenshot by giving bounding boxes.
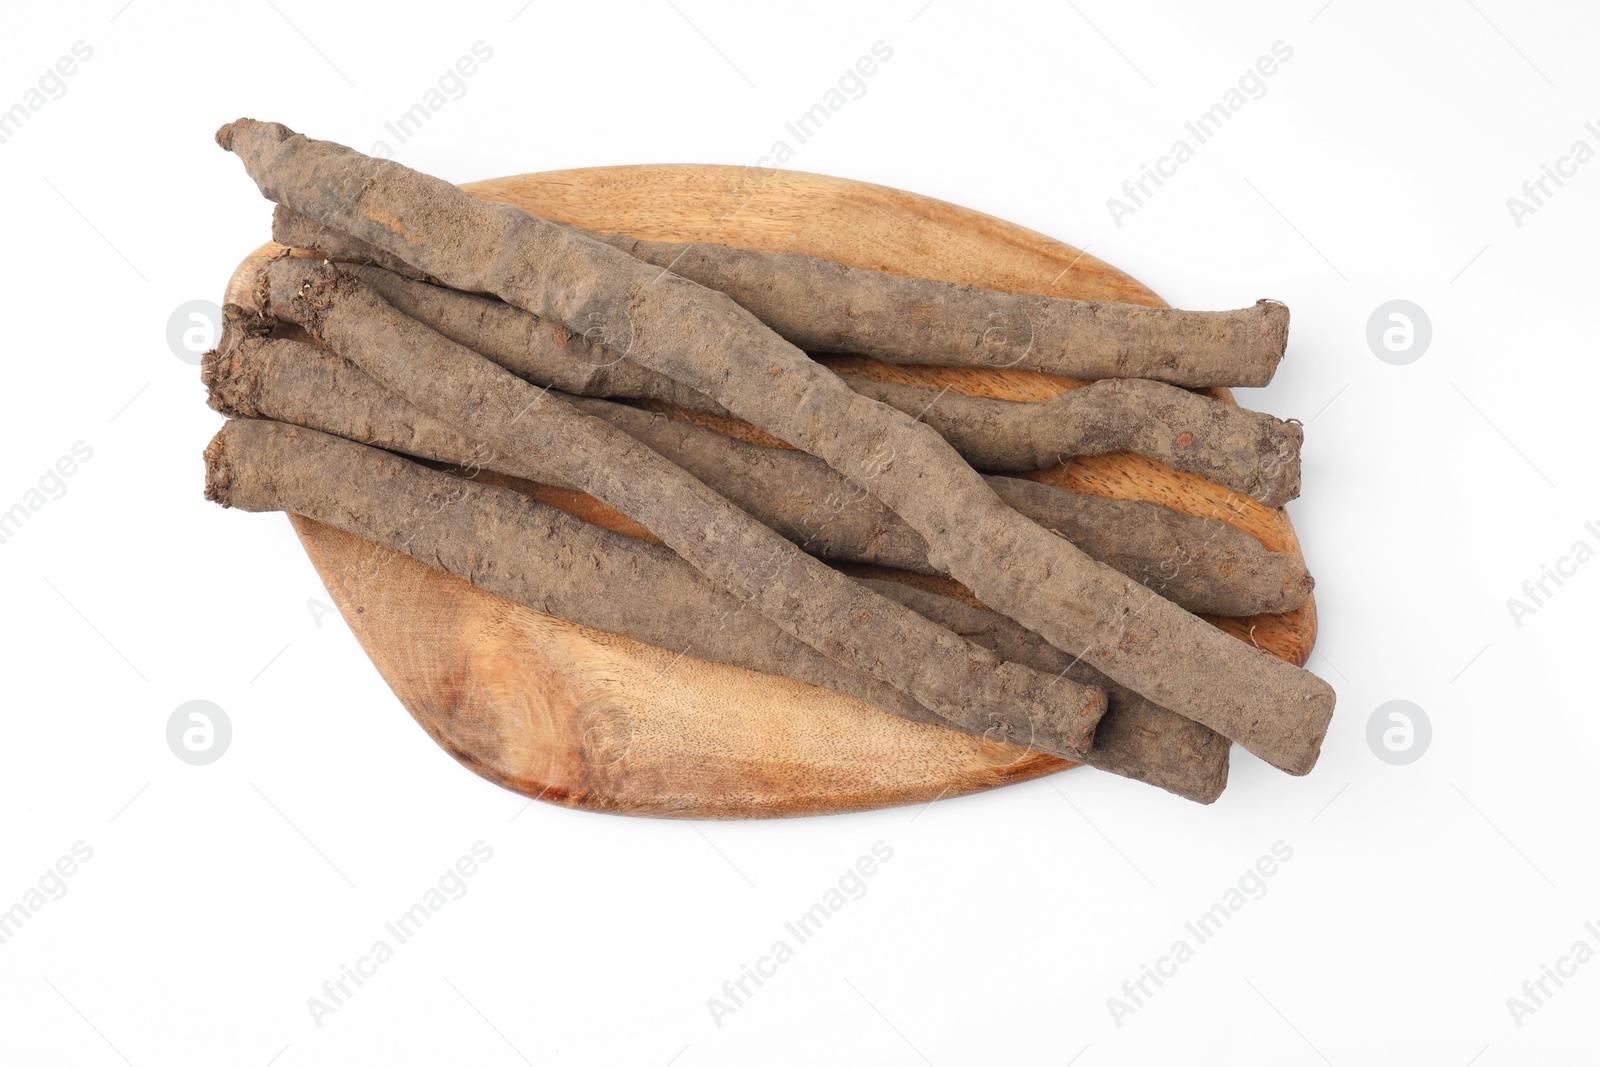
[226,164,1316,819]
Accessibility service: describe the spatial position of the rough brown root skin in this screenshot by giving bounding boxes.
[342,263,730,416]
[218,119,1334,774]
[270,205,1287,388]
[329,264,1299,505]
[266,245,1300,508]
[256,257,1106,758]
[842,376,1303,507]
[273,204,434,281]
[599,233,1289,388]
[206,417,1222,802]
[981,477,1313,616]
[203,417,945,728]
[208,332,1311,617]
[206,323,505,477]
[860,579,1230,803]
[275,232,1298,505]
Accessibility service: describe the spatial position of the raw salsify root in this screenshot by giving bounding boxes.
[205,324,1311,616]
[204,417,1228,802]
[268,246,1301,504]
[274,204,1288,388]
[860,579,1230,803]
[340,264,1301,505]
[253,256,1107,759]
[841,375,1303,507]
[219,118,1334,774]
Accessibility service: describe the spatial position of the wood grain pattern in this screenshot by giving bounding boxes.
[225,164,1316,818]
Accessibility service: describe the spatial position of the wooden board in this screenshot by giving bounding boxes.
[225,164,1316,818]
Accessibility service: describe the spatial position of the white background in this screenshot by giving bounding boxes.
[2,1,1597,1063]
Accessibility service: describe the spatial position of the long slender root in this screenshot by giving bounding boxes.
[219,118,1334,775]
[274,204,1288,388]
[842,375,1303,506]
[205,417,1227,802]
[344,264,1300,504]
[255,256,1106,759]
[205,324,1311,616]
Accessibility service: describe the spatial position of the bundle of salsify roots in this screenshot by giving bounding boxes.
[202,118,1335,806]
